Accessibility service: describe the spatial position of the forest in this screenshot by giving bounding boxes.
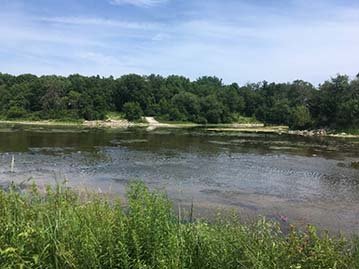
[0,72,358,130]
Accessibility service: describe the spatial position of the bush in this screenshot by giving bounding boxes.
[0,182,357,268]
[6,106,27,119]
[168,107,186,121]
[123,102,143,121]
[193,116,208,124]
[291,105,313,130]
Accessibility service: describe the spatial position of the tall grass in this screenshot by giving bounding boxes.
[0,182,358,268]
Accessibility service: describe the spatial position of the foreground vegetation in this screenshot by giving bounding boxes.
[0,72,358,130]
[1,183,358,268]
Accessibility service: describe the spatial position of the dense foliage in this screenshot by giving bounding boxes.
[0,183,358,268]
[0,72,358,129]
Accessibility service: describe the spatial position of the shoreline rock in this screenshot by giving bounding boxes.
[288,129,327,137]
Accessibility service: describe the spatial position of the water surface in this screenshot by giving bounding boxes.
[0,124,358,234]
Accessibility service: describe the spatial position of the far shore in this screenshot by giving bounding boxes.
[0,118,358,138]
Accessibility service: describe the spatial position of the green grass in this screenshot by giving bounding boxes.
[233,115,262,124]
[106,112,126,120]
[0,120,84,127]
[156,119,196,125]
[155,115,262,126]
[336,128,359,135]
[0,182,358,269]
[0,116,83,125]
[156,116,262,126]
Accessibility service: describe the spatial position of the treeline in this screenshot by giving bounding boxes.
[0,72,358,129]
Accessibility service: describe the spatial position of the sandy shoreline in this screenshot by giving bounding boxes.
[0,119,140,128]
[0,119,358,138]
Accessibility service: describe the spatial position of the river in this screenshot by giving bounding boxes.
[0,124,358,234]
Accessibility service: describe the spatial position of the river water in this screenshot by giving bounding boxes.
[0,124,358,234]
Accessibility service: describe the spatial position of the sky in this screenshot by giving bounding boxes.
[0,0,358,85]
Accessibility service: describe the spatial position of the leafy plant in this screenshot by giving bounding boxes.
[0,182,357,268]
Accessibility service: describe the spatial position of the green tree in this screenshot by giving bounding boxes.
[123,102,143,121]
[7,106,27,118]
[268,100,291,125]
[290,105,312,129]
[217,84,245,113]
[0,71,358,130]
[200,95,228,123]
[114,74,149,112]
[171,92,200,121]
[337,99,359,128]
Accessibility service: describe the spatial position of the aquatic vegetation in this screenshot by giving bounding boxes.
[351,162,359,169]
[0,182,358,268]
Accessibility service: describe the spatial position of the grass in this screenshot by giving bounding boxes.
[158,120,195,125]
[106,112,126,121]
[155,116,262,126]
[154,117,197,125]
[233,115,262,125]
[0,182,358,268]
[107,111,147,123]
[336,128,359,135]
[0,117,84,126]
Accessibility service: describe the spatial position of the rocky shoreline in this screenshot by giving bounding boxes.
[288,129,327,137]
[289,129,359,138]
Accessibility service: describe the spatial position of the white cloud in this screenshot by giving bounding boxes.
[37,16,160,30]
[151,33,170,41]
[0,0,358,84]
[110,0,168,7]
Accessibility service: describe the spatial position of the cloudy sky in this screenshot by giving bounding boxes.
[0,0,358,85]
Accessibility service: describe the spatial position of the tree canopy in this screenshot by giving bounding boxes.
[0,72,358,130]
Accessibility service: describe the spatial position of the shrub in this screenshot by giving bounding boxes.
[291,105,313,130]
[0,182,357,268]
[6,106,27,119]
[123,102,143,121]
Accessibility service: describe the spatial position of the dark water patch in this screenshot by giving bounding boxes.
[110,139,148,145]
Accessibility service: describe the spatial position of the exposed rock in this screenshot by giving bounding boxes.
[83,119,135,128]
[288,129,327,137]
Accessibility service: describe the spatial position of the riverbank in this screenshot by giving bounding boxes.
[206,125,288,134]
[0,182,357,268]
[0,119,142,128]
[0,119,83,126]
[1,118,359,138]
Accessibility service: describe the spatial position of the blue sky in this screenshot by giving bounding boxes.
[0,0,358,85]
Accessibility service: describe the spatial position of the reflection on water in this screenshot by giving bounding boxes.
[0,124,359,233]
